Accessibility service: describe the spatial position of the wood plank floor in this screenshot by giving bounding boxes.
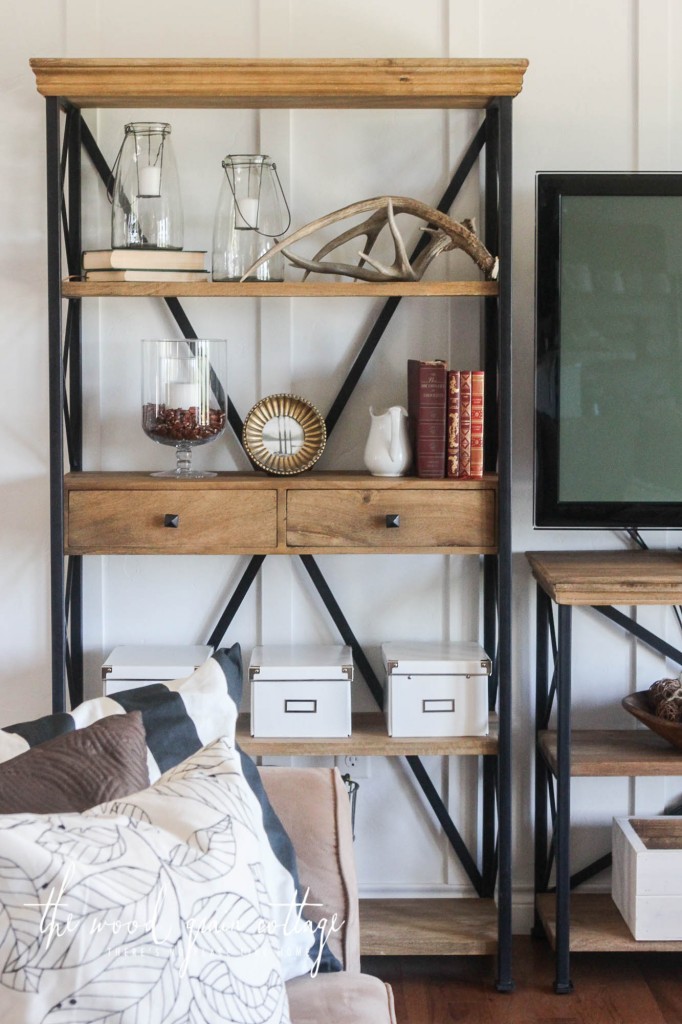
[361,937,682,1023]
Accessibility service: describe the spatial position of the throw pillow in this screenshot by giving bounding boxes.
[0,711,149,814]
[0,646,243,781]
[0,738,290,1024]
[0,645,341,978]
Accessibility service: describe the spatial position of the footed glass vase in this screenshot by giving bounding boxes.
[141,339,227,478]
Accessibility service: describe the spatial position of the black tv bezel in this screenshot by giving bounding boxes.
[534,171,682,530]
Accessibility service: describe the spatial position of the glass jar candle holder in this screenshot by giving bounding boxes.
[141,339,227,478]
[112,122,183,249]
[212,154,290,281]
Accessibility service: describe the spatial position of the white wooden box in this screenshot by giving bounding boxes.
[102,644,214,696]
[612,816,682,940]
[249,644,352,738]
[381,641,491,737]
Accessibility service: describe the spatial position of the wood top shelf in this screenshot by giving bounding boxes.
[30,57,528,109]
[62,279,498,299]
[539,728,682,777]
[526,549,682,606]
[238,712,498,757]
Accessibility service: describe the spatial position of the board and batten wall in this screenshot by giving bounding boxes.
[2,0,682,929]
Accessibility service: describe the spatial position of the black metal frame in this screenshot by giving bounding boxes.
[534,590,682,993]
[44,90,514,990]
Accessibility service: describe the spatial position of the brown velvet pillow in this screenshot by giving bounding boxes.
[0,711,150,814]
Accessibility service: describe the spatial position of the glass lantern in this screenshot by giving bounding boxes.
[112,122,183,249]
[212,154,290,281]
[141,339,227,478]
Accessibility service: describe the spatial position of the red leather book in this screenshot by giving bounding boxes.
[446,370,461,479]
[457,371,472,478]
[456,370,485,479]
[407,359,448,478]
[469,370,485,479]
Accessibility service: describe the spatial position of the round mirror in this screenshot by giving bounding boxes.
[261,415,306,457]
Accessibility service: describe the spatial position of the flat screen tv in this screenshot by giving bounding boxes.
[535,172,682,529]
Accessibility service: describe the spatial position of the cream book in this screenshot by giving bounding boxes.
[82,249,206,271]
[83,269,210,282]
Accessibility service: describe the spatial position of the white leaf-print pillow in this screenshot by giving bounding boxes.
[0,738,290,1024]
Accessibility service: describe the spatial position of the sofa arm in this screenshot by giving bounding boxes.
[258,766,360,973]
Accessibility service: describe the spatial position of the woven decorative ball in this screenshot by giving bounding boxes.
[649,678,681,709]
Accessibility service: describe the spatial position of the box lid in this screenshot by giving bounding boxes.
[381,641,491,675]
[102,644,214,680]
[249,644,353,681]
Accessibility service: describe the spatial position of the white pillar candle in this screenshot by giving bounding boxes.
[235,196,259,229]
[168,382,199,409]
[138,165,161,196]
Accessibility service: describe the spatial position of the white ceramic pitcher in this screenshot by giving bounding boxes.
[363,406,411,477]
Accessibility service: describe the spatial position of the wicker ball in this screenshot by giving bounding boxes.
[649,678,681,709]
[656,695,682,722]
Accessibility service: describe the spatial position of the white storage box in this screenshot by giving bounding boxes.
[612,816,682,940]
[249,644,352,738]
[102,645,214,696]
[381,641,491,737]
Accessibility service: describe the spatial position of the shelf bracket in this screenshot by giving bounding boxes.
[406,754,484,896]
[298,554,384,708]
[206,555,266,650]
[592,604,682,666]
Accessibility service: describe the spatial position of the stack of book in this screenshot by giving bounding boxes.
[407,359,485,479]
[81,249,208,282]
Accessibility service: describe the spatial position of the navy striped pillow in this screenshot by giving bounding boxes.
[0,647,242,776]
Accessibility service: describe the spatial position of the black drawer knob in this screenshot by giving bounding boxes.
[385,513,400,529]
[164,514,180,528]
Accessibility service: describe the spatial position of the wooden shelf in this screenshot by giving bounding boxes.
[64,470,498,491]
[30,57,528,109]
[526,549,682,606]
[536,892,682,953]
[62,279,499,299]
[539,729,682,777]
[237,712,498,757]
[360,897,498,955]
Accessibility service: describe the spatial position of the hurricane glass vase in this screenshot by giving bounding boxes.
[141,339,227,478]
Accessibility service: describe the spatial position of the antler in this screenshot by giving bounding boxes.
[241,195,498,282]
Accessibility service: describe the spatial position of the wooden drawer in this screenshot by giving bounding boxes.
[67,488,278,554]
[285,485,497,553]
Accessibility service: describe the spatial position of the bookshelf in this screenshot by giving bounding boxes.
[32,56,526,987]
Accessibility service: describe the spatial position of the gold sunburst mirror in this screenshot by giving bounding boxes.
[242,393,327,475]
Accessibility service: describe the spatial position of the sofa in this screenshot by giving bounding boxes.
[260,766,397,1024]
[0,648,396,1024]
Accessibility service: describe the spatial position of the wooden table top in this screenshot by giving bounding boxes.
[526,549,682,605]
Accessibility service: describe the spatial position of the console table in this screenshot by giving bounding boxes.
[527,549,682,993]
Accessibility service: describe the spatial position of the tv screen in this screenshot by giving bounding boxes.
[534,172,682,529]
